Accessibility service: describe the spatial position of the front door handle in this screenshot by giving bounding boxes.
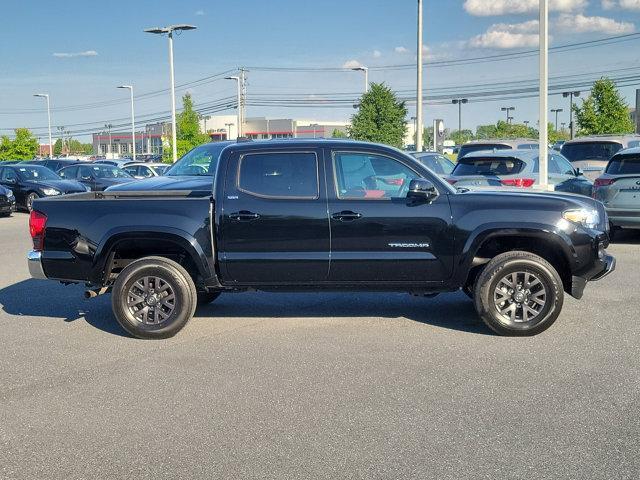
[229,210,261,222]
[332,210,362,222]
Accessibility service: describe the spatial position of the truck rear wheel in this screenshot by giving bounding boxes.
[111,256,197,339]
[473,251,564,336]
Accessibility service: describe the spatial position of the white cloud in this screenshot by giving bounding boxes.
[195,9,205,15]
[52,50,98,58]
[556,13,635,33]
[469,21,540,48]
[602,0,640,9]
[394,46,410,54]
[464,0,587,16]
[342,59,363,69]
[373,50,382,58]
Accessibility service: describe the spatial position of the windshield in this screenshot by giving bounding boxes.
[561,142,623,162]
[16,166,61,181]
[165,143,229,177]
[458,144,511,159]
[413,153,455,175]
[606,154,640,174]
[85,165,132,179]
[452,157,525,176]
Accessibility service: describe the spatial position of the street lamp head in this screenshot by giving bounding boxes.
[170,24,197,31]
[117,85,133,90]
[33,93,48,98]
[452,99,459,105]
[224,76,239,81]
[144,24,197,35]
[574,91,581,97]
[144,27,170,34]
[461,98,469,104]
[351,66,368,72]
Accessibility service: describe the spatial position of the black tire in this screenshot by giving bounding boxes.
[197,290,222,305]
[473,251,564,336]
[111,256,197,339]
[26,192,39,212]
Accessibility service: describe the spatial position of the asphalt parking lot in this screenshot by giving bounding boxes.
[0,212,638,479]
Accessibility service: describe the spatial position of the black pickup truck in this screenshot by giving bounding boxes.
[27,139,615,339]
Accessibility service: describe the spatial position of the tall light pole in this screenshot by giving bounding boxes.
[416,0,424,152]
[501,106,515,124]
[452,98,468,133]
[33,93,52,158]
[144,24,197,162]
[351,66,369,94]
[551,108,563,132]
[539,0,549,190]
[311,123,319,139]
[562,91,580,139]
[117,85,136,161]
[225,122,234,141]
[225,75,242,137]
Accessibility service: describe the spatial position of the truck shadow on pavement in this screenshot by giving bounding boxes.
[611,228,640,244]
[0,280,491,337]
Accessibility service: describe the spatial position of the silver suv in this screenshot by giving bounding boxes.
[561,135,640,181]
[593,147,640,234]
[458,138,539,159]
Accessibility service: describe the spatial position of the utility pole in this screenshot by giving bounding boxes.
[352,66,369,94]
[562,91,580,139]
[105,123,113,158]
[551,108,563,131]
[117,85,136,161]
[539,0,549,190]
[225,122,234,141]
[240,68,247,137]
[452,98,468,133]
[416,0,424,152]
[33,94,53,157]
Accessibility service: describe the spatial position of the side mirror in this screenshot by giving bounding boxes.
[575,168,584,177]
[6,178,17,184]
[407,178,439,202]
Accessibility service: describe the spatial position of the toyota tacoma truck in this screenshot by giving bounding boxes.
[27,139,615,339]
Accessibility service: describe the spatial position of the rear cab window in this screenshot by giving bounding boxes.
[606,154,640,175]
[561,142,623,162]
[238,151,319,199]
[452,157,525,176]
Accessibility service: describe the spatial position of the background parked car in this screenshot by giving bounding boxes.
[593,147,640,235]
[447,150,593,196]
[410,151,455,176]
[0,185,15,216]
[561,135,640,181]
[0,164,88,211]
[23,158,82,173]
[58,164,135,191]
[94,159,136,168]
[122,162,170,179]
[458,138,539,159]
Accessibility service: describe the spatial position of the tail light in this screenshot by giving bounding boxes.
[29,210,47,251]
[594,178,616,187]
[500,178,535,188]
[446,178,458,185]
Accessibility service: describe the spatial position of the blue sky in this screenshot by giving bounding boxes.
[2,0,640,141]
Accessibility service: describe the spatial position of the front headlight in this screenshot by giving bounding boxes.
[6,190,13,199]
[562,208,600,229]
[41,188,61,196]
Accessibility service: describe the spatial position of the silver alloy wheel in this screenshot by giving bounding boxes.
[126,276,176,325]
[493,271,547,324]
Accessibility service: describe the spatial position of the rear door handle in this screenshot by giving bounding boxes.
[229,210,261,221]
[332,210,362,222]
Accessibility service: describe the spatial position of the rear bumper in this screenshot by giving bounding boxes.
[571,254,616,299]
[27,250,47,280]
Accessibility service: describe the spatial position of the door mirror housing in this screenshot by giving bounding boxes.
[575,168,584,177]
[407,178,438,202]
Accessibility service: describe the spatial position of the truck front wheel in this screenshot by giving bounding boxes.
[112,256,197,339]
[473,251,564,336]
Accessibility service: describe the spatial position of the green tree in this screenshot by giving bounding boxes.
[331,128,348,138]
[448,129,474,145]
[574,78,634,135]
[53,138,63,156]
[0,128,39,160]
[475,121,536,139]
[163,93,210,162]
[349,83,407,148]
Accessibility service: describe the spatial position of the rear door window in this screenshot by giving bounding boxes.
[561,142,623,162]
[606,154,640,175]
[238,152,318,199]
[452,157,525,176]
[59,166,78,179]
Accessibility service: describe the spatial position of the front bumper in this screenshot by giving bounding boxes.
[0,200,15,213]
[27,250,47,280]
[571,253,616,299]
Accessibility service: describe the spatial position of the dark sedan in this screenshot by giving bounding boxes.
[0,164,88,211]
[0,184,16,216]
[24,158,82,173]
[58,163,135,191]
